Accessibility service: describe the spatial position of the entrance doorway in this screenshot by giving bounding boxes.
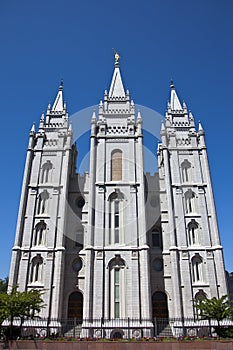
[152,291,168,319]
[67,291,83,319]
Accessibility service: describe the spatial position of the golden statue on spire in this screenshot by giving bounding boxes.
[112,48,120,63]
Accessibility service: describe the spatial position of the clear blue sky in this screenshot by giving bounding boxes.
[0,0,233,278]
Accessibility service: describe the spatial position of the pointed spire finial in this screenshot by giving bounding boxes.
[198,121,204,132]
[112,48,120,65]
[30,123,36,133]
[59,79,63,91]
[170,79,175,89]
[91,110,97,121]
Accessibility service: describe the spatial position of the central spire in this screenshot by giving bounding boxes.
[51,81,64,112]
[170,81,182,111]
[108,50,126,98]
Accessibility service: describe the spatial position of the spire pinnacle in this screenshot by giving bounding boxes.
[198,121,204,132]
[91,110,97,121]
[170,81,182,111]
[109,51,125,98]
[51,81,64,112]
[30,123,36,133]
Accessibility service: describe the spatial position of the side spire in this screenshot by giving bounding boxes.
[170,81,182,111]
[108,50,125,98]
[52,81,64,112]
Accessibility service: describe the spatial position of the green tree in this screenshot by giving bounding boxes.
[0,287,45,339]
[0,277,8,293]
[195,295,233,337]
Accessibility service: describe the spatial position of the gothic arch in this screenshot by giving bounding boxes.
[195,290,207,301]
[191,254,203,283]
[41,160,53,183]
[108,256,126,319]
[181,159,192,182]
[67,291,83,319]
[108,191,125,245]
[33,221,46,246]
[37,190,49,215]
[184,189,196,214]
[187,220,199,245]
[108,255,126,269]
[30,255,43,283]
[108,189,125,201]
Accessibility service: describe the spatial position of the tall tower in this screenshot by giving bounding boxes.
[8,84,73,319]
[82,54,152,337]
[157,83,227,318]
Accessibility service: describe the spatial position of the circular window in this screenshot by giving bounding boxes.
[150,196,159,208]
[153,258,163,272]
[76,197,85,208]
[72,258,82,272]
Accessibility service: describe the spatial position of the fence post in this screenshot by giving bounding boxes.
[182,317,185,336]
[101,317,103,338]
[73,317,76,338]
[208,319,211,337]
[46,317,50,338]
[127,317,130,339]
[154,318,157,337]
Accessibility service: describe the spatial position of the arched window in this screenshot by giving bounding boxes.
[109,192,124,245]
[30,255,43,283]
[181,159,191,182]
[185,190,196,214]
[188,220,199,245]
[152,291,168,319]
[192,255,203,283]
[67,291,83,319]
[109,257,126,319]
[195,290,207,317]
[37,190,49,215]
[111,150,122,181]
[34,221,46,246]
[151,227,162,248]
[195,290,207,301]
[41,161,52,183]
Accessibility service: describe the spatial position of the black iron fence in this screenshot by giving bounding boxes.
[1,317,233,339]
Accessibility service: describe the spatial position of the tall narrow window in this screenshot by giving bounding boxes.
[185,190,195,214]
[114,201,120,243]
[37,191,49,215]
[151,227,162,248]
[41,161,52,183]
[111,150,122,181]
[34,221,46,246]
[109,191,124,245]
[192,255,203,283]
[30,255,43,283]
[114,268,120,318]
[188,221,198,245]
[195,290,207,317]
[181,159,191,182]
[109,257,125,319]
